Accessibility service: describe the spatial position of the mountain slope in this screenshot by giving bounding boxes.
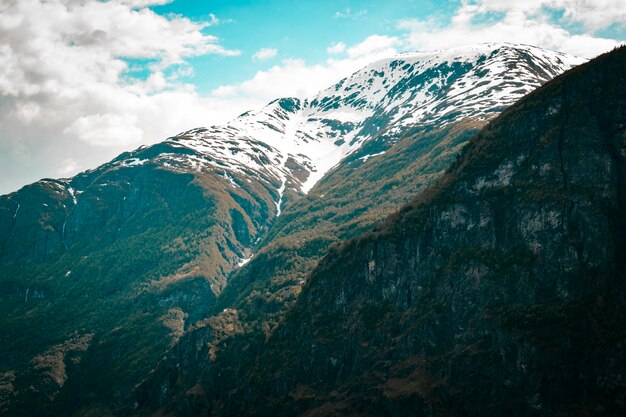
[167,43,582,199]
[207,43,583,324]
[0,152,277,416]
[202,44,584,313]
[0,43,583,416]
[220,46,626,417]
[129,45,584,416]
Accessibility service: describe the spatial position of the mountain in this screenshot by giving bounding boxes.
[0,43,583,416]
[177,43,582,316]
[187,46,626,417]
[129,45,586,416]
[169,43,581,199]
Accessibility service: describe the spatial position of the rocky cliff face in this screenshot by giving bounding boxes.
[212,46,626,417]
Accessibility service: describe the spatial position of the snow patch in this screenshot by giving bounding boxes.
[358,151,386,162]
[123,158,148,167]
[276,179,286,216]
[101,44,582,222]
[238,256,252,267]
[223,171,240,189]
[67,187,77,205]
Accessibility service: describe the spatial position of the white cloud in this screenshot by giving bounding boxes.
[118,0,174,7]
[559,0,626,32]
[458,0,626,32]
[1,0,624,195]
[334,8,368,19]
[397,0,624,59]
[0,0,247,194]
[347,35,401,59]
[206,13,221,26]
[213,59,340,99]
[327,42,347,54]
[201,13,234,27]
[63,114,144,147]
[212,37,402,102]
[58,158,79,177]
[253,48,278,61]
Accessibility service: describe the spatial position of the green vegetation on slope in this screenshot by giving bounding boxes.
[0,150,278,416]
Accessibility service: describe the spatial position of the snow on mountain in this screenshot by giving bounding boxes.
[104,43,584,212]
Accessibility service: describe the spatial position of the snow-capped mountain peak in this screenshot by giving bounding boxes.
[112,43,584,211]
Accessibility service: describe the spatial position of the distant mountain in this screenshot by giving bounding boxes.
[0,43,583,416]
[195,46,626,417]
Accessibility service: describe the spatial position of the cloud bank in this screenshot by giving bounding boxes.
[0,0,254,193]
[1,0,624,194]
[211,0,624,109]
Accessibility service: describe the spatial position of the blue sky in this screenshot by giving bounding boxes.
[143,0,625,95]
[150,0,458,93]
[0,0,625,194]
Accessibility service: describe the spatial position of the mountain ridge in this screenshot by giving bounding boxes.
[222,44,626,417]
[2,43,583,210]
[0,43,586,417]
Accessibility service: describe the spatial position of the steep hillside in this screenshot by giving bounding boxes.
[0,145,278,416]
[215,43,583,323]
[218,46,626,417]
[0,43,582,416]
[129,45,583,416]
